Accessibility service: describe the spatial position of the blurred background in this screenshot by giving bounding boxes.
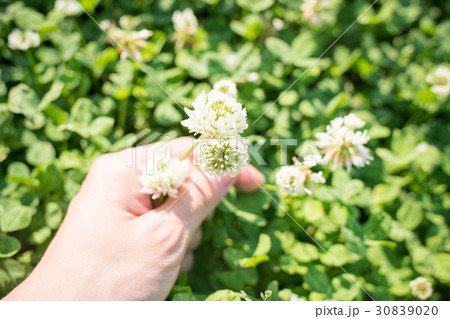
[0,0,449,300]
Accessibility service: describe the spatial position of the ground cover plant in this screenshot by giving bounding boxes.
[0,0,449,301]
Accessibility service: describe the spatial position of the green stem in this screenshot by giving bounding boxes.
[262,184,279,191]
[119,99,128,130]
[180,141,199,161]
[26,50,38,79]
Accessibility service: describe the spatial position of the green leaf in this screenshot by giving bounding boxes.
[6,162,32,185]
[325,92,349,117]
[216,269,258,291]
[45,202,63,229]
[1,206,33,232]
[431,253,450,284]
[8,84,40,117]
[397,201,423,230]
[254,233,271,255]
[331,274,360,301]
[34,162,64,192]
[154,103,182,126]
[371,184,401,206]
[3,259,26,281]
[289,242,319,263]
[320,244,353,266]
[234,210,267,227]
[291,32,318,58]
[25,141,56,166]
[38,81,64,111]
[29,226,52,245]
[305,267,329,294]
[365,212,392,240]
[0,236,21,258]
[206,289,242,301]
[89,116,115,136]
[265,37,291,63]
[236,0,274,12]
[172,293,200,301]
[13,7,44,30]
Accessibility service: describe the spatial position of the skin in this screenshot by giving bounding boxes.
[3,137,265,300]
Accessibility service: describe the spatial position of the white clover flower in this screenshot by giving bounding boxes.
[213,79,238,99]
[272,18,285,31]
[54,0,83,16]
[172,8,198,35]
[276,165,309,196]
[199,136,249,178]
[409,277,433,300]
[316,114,373,172]
[300,0,330,25]
[100,20,111,30]
[181,90,248,138]
[426,66,450,95]
[247,72,260,82]
[8,29,40,51]
[225,54,237,67]
[138,157,190,200]
[101,20,152,61]
[290,293,305,301]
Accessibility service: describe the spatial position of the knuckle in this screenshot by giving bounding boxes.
[150,218,189,261]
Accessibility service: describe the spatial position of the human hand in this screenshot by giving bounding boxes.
[4,137,264,300]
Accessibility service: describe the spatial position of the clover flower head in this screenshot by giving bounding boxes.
[225,54,237,67]
[409,277,433,300]
[316,114,373,172]
[276,165,308,197]
[290,293,305,301]
[54,0,83,16]
[272,18,285,31]
[300,0,330,25]
[172,8,198,35]
[213,79,238,98]
[199,136,249,178]
[8,29,40,51]
[101,20,152,61]
[138,157,190,199]
[426,66,450,95]
[181,90,248,138]
[247,72,260,82]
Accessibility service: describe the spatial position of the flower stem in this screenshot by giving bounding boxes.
[180,141,199,161]
[26,50,38,79]
[119,99,128,130]
[262,184,278,191]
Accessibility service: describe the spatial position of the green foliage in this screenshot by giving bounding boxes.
[0,0,449,301]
